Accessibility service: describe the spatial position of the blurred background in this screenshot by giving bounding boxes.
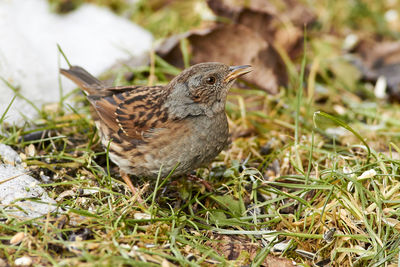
[2,0,400,125]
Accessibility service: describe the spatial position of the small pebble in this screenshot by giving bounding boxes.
[260,141,272,155]
[14,256,32,266]
[10,232,25,245]
[374,76,387,99]
[134,212,151,220]
[323,227,336,243]
[384,9,398,22]
[342,34,358,50]
[25,144,36,158]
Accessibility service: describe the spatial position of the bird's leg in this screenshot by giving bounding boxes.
[187,174,214,191]
[120,170,143,203]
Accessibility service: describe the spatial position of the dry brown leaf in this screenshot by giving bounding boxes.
[207,0,277,19]
[207,0,315,26]
[157,0,317,94]
[207,0,315,58]
[158,24,287,94]
[354,39,400,101]
[190,24,287,94]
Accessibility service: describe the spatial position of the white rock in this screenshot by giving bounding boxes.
[385,9,398,22]
[0,0,153,125]
[374,76,387,99]
[14,256,32,266]
[0,164,56,219]
[342,34,358,50]
[134,212,151,220]
[0,144,21,165]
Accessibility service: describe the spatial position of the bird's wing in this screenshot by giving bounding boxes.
[88,85,171,141]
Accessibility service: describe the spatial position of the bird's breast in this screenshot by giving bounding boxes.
[130,112,229,178]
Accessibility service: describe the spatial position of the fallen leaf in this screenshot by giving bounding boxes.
[206,0,277,20]
[353,39,400,101]
[158,24,287,94]
[157,0,318,93]
[207,0,316,58]
[207,0,315,27]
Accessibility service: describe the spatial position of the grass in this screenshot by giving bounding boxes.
[2,0,400,266]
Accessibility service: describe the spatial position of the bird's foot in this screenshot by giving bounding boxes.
[187,174,214,192]
[120,171,145,204]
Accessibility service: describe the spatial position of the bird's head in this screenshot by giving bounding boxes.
[166,62,252,118]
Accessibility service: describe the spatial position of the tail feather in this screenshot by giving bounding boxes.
[60,66,103,94]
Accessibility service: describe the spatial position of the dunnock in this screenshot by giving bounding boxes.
[61,62,252,193]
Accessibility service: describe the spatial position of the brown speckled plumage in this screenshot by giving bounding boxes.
[61,62,251,193]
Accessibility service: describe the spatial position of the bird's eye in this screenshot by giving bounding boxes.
[205,76,216,85]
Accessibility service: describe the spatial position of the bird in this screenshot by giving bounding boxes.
[60,62,252,194]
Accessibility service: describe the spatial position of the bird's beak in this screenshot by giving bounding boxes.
[224,65,252,83]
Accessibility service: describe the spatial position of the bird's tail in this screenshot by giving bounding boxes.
[60,66,103,95]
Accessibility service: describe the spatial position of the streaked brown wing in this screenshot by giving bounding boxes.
[88,85,170,141]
